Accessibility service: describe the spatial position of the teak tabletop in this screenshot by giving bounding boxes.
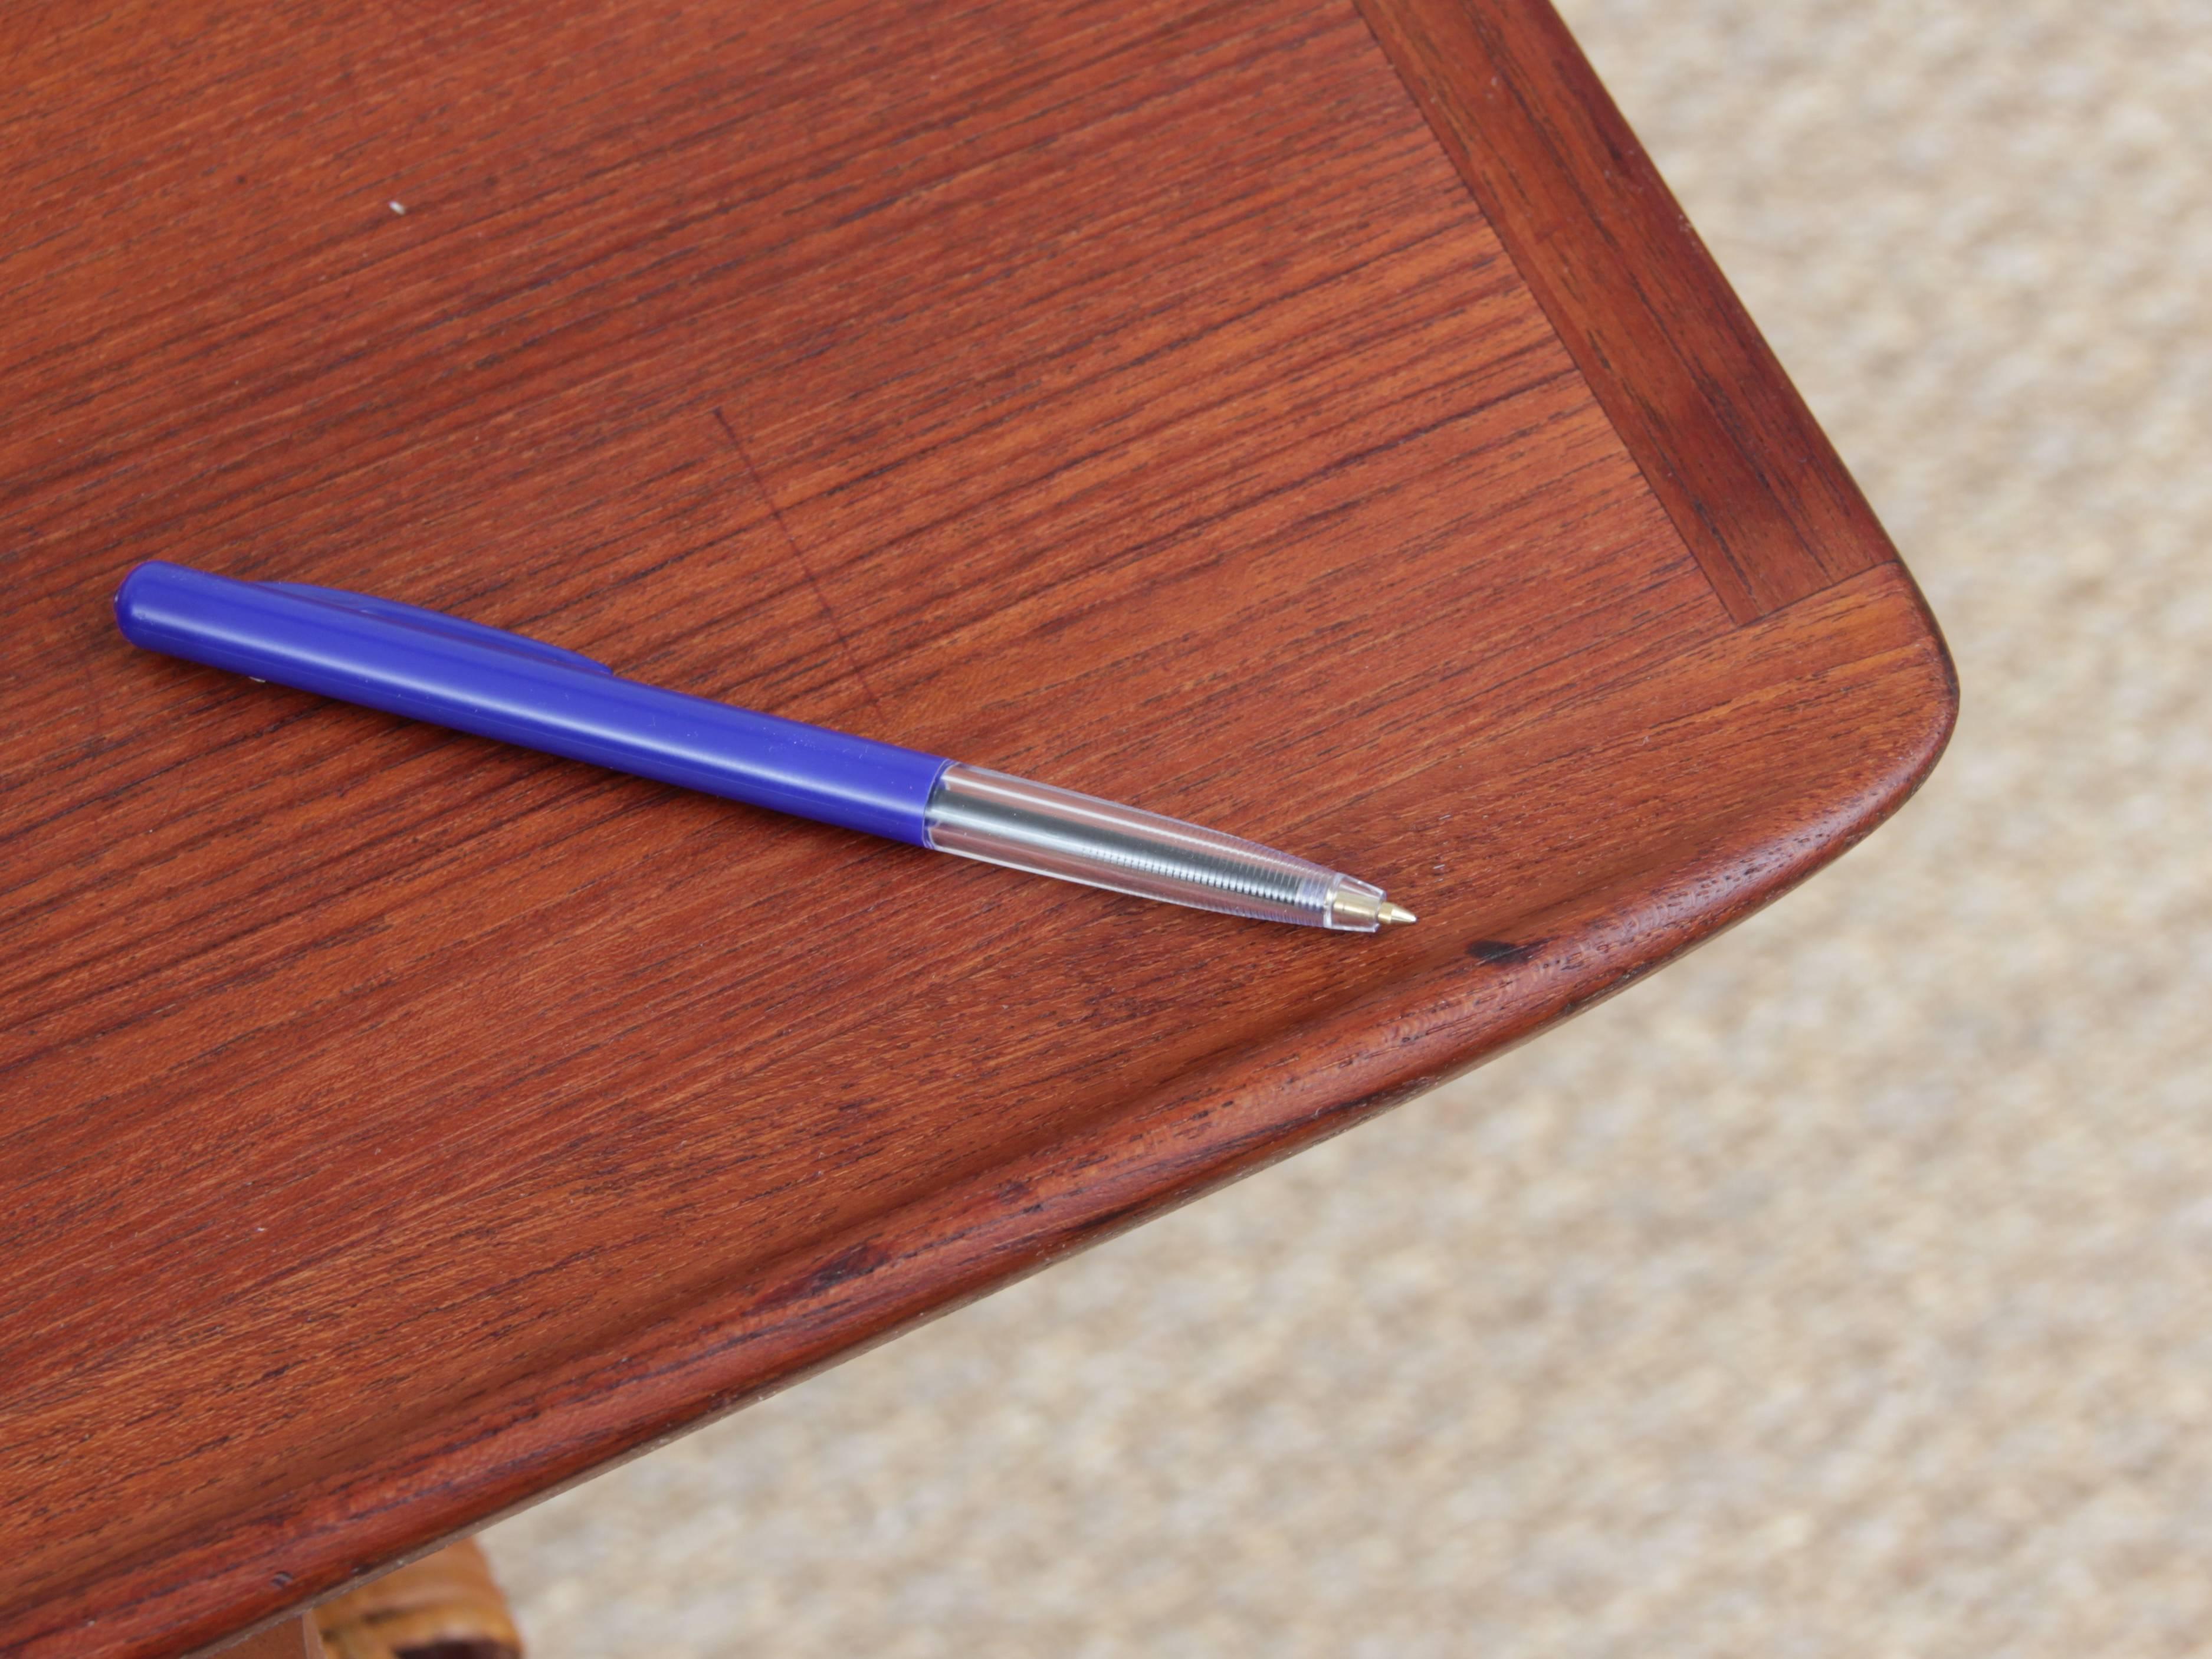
[0,1,1954,1653]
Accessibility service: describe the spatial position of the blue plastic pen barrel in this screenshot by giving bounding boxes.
[113,560,950,845]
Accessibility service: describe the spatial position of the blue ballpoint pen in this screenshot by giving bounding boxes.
[113,561,1416,931]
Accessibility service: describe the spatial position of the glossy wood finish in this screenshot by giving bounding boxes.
[0,1,1953,1654]
[1359,0,1898,621]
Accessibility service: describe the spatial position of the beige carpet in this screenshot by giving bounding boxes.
[482,2,2212,1652]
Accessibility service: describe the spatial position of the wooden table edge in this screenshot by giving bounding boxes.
[8,2,1963,1648]
[1356,0,1907,624]
[45,563,1953,1659]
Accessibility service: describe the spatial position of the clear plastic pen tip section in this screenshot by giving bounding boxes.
[923,763,1406,930]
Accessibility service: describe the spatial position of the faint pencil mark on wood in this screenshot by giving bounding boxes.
[713,406,885,714]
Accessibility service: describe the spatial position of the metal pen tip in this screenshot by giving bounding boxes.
[1377,901,1417,926]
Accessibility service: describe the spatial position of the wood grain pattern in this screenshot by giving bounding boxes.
[1356,0,1900,621]
[0,1,1952,1654]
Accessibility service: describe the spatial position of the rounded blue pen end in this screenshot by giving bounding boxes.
[114,559,187,650]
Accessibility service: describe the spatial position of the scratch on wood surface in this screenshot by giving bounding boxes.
[713,406,884,714]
